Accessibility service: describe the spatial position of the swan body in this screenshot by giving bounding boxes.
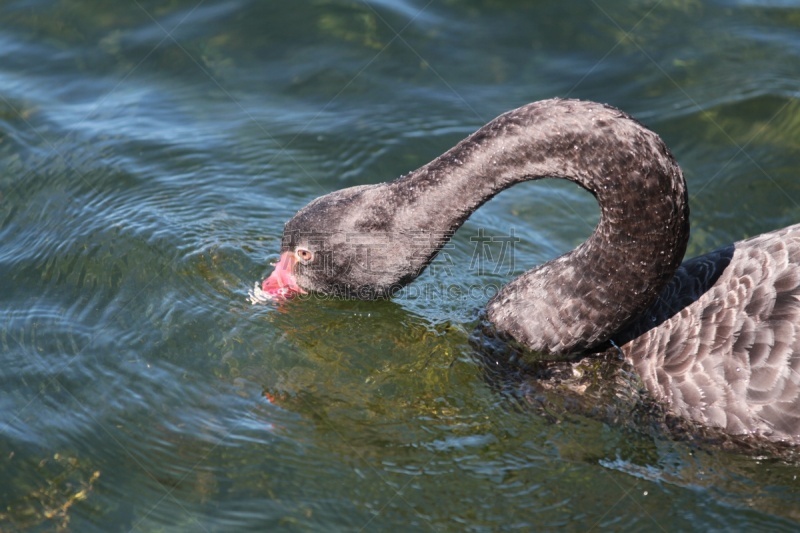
[619,227,800,439]
[261,99,800,443]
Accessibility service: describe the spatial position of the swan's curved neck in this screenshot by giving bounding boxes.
[397,99,689,354]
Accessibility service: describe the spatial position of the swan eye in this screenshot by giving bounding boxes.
[296,248,314,264]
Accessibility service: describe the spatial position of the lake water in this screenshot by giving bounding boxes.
[2,0,800,530]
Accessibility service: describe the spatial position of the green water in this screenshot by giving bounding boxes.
[1,0,800,530]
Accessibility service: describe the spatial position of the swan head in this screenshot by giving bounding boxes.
[261,183,432,300]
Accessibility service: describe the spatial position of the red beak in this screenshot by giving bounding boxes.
[261,252,306,299]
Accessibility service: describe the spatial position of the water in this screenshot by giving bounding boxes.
[1,0,800,530]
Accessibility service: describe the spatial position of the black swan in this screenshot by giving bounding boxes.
[256,99,800,444]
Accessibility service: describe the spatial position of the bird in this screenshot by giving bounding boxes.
[256,98,800,444]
